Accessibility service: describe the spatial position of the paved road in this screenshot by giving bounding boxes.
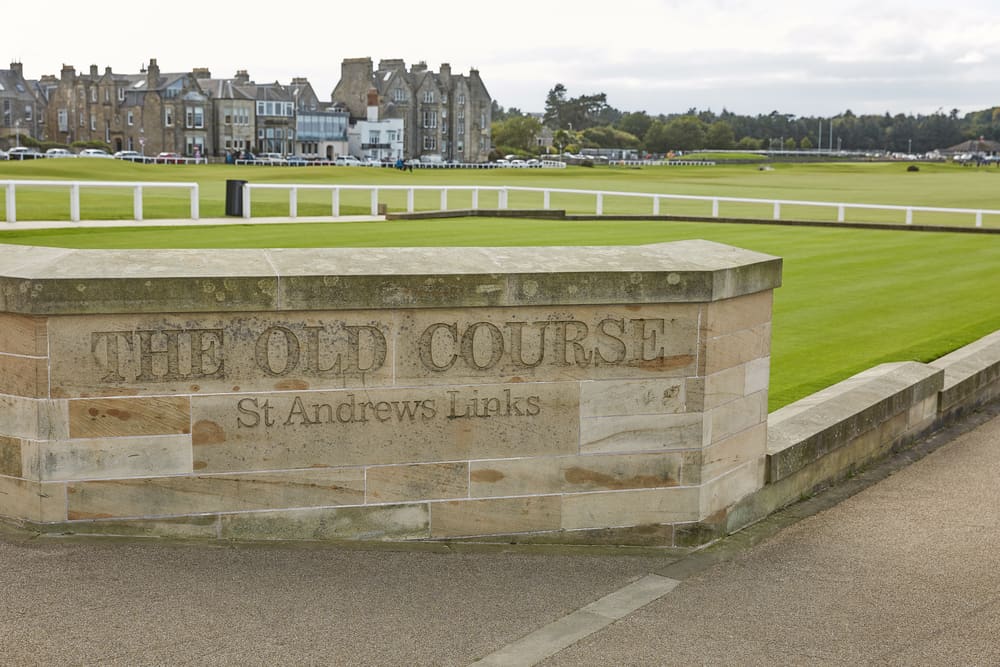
[3,401,998,666]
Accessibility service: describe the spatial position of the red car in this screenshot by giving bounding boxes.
[155,152,183,164]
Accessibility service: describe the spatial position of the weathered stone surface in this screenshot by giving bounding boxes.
[708,390,768,445]
[68,397,191,439]
[0,241,781,315]
[430,496,561,538]
[580,412,704,454]
[470,452,689,498]
[0,396,66,441]
[66,468,367,519]
[704,323,771,375]
[191,383,579,473]
[0,313,47,356]
[579,378,686,418]
[0,476,66,522]
[0,354,47,397]
[700,422,768,483]
[366,462,469,502]
[703,291,773,338]
[22,435,193,481]
[931,330,1000,414]
[0,436,23,477]
[561,487,700,530]
[219,504,430,541]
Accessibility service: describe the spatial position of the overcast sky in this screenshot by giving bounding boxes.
[7,0,1000,118]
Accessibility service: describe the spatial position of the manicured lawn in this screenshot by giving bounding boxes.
[0,160,1000,410]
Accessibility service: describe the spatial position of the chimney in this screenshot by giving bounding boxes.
[60,64,76,83]
[366,87,379,122]
[147,58,160,88]
[192,67,211,79]
[234,69,250,84]
[105,66,113,76]
[89,64,98,78]
[440,63,451,81]
[411,61,427,73]
[9,62,22,78]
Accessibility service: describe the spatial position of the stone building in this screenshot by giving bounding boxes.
[332,58,492,162]
[45,59,210,157]
[0,62,44,148]
[195,68,256,157]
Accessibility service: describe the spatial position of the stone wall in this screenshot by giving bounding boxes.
[0,241,781,545]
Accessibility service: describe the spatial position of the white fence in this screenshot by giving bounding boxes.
[241,183,999,228]
[1,180,199,222]
[2,179,997,228]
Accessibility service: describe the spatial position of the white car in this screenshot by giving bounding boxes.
[45,148,75,158]
[334,155,363,166]
[79,148,112,158]
[113,150,144,162]
[7,146,40,160]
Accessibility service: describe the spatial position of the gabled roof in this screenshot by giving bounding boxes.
[197,78,254,100]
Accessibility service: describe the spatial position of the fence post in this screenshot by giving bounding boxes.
[472,188,479,209]
[905,208,913,225]
[712,198,719,218]
[190,184,199,220]
[976,211,983,227]
[544,190,551,209]
[773,201,781,220]
[6,183,16,223]
[838,205,845,222]
[596,193,603,215]
[70,183,80,222]
[133,186,143,221]
[407,189,414,213]
[500,188,508,209]
[289,187,298,218]
[370,189,379,216]
[331,188,340,217]
[653,196,660,216]
[242,184,251,219]
[440,188,448,211]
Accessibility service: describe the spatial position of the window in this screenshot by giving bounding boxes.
[105,121,110,142]
[24,104,32,122]
[392,88,406,102]
[423,91,435,103]
[104,89,109,103]
[458,94,465,105]
[423,134,436,150]
[127,111,134,126]
[422,111,437,129]
[91,87,97,102]
[58,109,68,132]
[1,100,9,127]
[118,87,125,101]
[368,131,380,144]
[79,112,84,127]
[90,116,96,131]
[165,108,173,127]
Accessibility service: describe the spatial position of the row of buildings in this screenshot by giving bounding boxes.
[0,58,493,163]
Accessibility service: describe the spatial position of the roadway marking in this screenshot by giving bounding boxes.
[470,573,680,666]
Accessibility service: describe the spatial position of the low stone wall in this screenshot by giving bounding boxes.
[0,240,781,546]
[721,332,1000,537]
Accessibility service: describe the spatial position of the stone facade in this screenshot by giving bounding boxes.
[0,62,43,148]
[0,241,781,545]
[332,58,492,163]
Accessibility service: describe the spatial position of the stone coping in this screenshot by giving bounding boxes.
[0,240,781,315]
[930,330,1000,413]
[765,361,944,483]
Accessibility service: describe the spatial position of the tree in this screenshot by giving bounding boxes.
[663,115,707,152]
[581,126,640,149]
[799,136,813,150]
[616,111,653,141]
[705,121,735,149]
[543,84,568,129]
[491,115,543,154]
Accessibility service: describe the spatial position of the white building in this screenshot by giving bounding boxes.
[347,88,404,162]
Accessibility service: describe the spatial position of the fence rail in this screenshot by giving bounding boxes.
[241,183,999,228]
[1,180,199,222]
[2,179,997,228]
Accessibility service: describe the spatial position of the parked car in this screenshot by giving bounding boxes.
[113,150,144,162]
[7,146,40,160]
[258,152,286,164]
[0,149,6,160]
[45,148,75,158]
[334,155,363,166]
[155,152,182,164]
[285,155,308,166]
[79,148,112,158]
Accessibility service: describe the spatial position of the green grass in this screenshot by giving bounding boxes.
[2,160,999,411]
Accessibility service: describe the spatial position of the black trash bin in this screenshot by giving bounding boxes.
[225,179,247,216]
